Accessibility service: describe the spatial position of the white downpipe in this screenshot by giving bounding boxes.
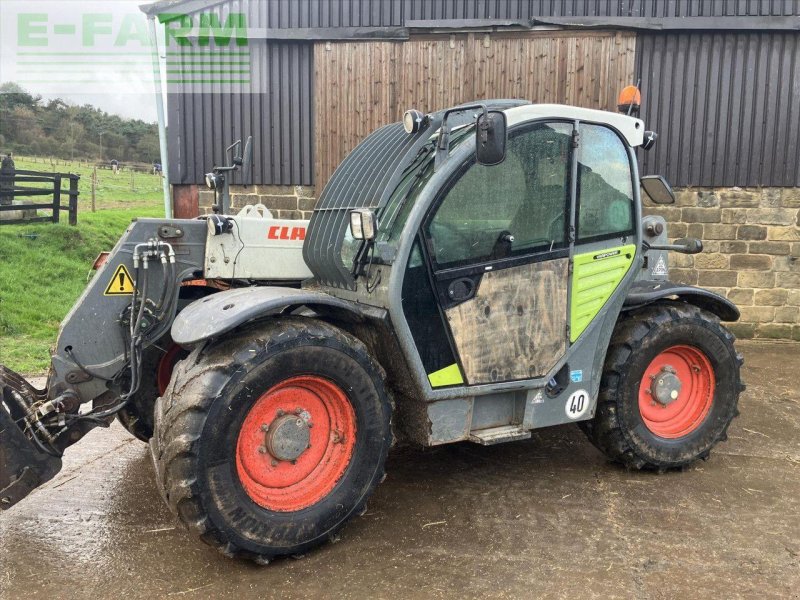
[147,15,173,219]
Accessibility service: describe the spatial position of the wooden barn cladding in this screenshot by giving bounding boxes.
[313,31,636,190]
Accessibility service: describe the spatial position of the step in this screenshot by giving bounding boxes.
[469,425,531,446]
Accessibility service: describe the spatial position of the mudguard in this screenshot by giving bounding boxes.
[623,280,740,322]
[171,287,366,345]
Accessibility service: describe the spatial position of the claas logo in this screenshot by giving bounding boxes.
[268,226,306,241]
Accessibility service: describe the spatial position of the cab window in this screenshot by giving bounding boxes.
[576,124,634,241]
[425,122,572,269]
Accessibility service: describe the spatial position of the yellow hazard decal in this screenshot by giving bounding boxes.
[104,264,135,296]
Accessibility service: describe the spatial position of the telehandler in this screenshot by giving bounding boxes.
[0,93,743,563]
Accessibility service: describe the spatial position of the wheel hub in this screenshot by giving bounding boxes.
[263,414,310,462]
[236,376,357,512]
[638,345,715,439]
[650,365,682,406]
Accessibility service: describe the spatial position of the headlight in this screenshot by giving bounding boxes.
[205,172,218,189]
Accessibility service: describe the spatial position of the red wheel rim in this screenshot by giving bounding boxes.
[236,376,357,512]
[638,345,715,439]
[157,344,185,396]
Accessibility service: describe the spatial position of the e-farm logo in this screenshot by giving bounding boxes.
[9,6,250,92]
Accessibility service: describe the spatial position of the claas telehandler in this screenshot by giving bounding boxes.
[0,94,743,563]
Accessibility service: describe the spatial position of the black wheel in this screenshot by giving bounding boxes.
[150,317,392,563]
[581,301,743,470]
[117,333,187,442]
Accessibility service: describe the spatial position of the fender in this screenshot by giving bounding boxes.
[171,286,369,345]
[623,280,740,322]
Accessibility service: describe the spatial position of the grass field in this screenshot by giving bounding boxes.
[0,164,165,374]
[12,156,164,207]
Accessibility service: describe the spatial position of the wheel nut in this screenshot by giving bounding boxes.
[258,446,267,454]
[276,409,285,417]
[261,424,270,432]
[295,407,303,415]
[271,459,278,466]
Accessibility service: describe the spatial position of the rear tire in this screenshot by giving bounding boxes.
[150,317,392,563]
[581,301,743,470]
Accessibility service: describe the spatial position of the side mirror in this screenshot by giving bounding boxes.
[641,175,675,205]
[349,209,377,241]
[241,136,253,184]
[476,110,507,166]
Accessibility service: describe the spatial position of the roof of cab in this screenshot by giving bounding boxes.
[504,104,645,147]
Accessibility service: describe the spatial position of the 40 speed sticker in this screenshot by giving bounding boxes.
[565,389,591,420]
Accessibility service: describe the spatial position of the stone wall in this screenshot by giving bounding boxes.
[644,187,800,341]
[192,183,800,341]
[198,184,317,219]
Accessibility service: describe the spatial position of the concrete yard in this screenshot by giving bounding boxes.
[1,340,798,599]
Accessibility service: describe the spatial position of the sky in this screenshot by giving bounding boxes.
[0,0,160,122]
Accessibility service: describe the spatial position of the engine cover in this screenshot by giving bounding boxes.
[204,204,313,281]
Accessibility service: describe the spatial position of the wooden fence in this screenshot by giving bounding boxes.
[0,170,80,226]
[314,31,636,189]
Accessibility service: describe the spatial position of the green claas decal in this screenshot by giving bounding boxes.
[570,245,636,342]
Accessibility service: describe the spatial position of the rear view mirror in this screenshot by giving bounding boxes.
[241,136,253,183]
[641,175,675,205]
[476,111,507,166]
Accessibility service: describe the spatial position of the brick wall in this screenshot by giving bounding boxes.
[645,187,800,341]
[198,184,317,219]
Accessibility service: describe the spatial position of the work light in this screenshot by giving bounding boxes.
[403,109,425,134]
[349,209,377,240]
[205,172,218,189]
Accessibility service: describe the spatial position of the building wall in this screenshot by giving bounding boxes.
[314,31,636,189]
[166,41,314,187]
[162,0,800,188]
[636,31,800,187]
[197,184,317,218]
[645,186,800,340]
[205,182,800,340]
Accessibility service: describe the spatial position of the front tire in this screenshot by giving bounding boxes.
[150,317,392,562]
[581,301,743,470]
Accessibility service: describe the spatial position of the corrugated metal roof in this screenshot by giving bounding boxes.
[636,31,800,187]
[145,0,799,27]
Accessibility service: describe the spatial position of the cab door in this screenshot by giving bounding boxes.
[415,121,575,386]
[569,123,637,343]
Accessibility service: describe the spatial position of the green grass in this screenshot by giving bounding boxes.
[0,206,163,374]
[13,156,164,206]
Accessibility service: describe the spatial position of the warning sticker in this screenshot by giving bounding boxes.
[104,264,135,296]
[652,255,668,277]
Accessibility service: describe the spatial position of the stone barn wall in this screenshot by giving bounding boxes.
[182,183,800,341]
